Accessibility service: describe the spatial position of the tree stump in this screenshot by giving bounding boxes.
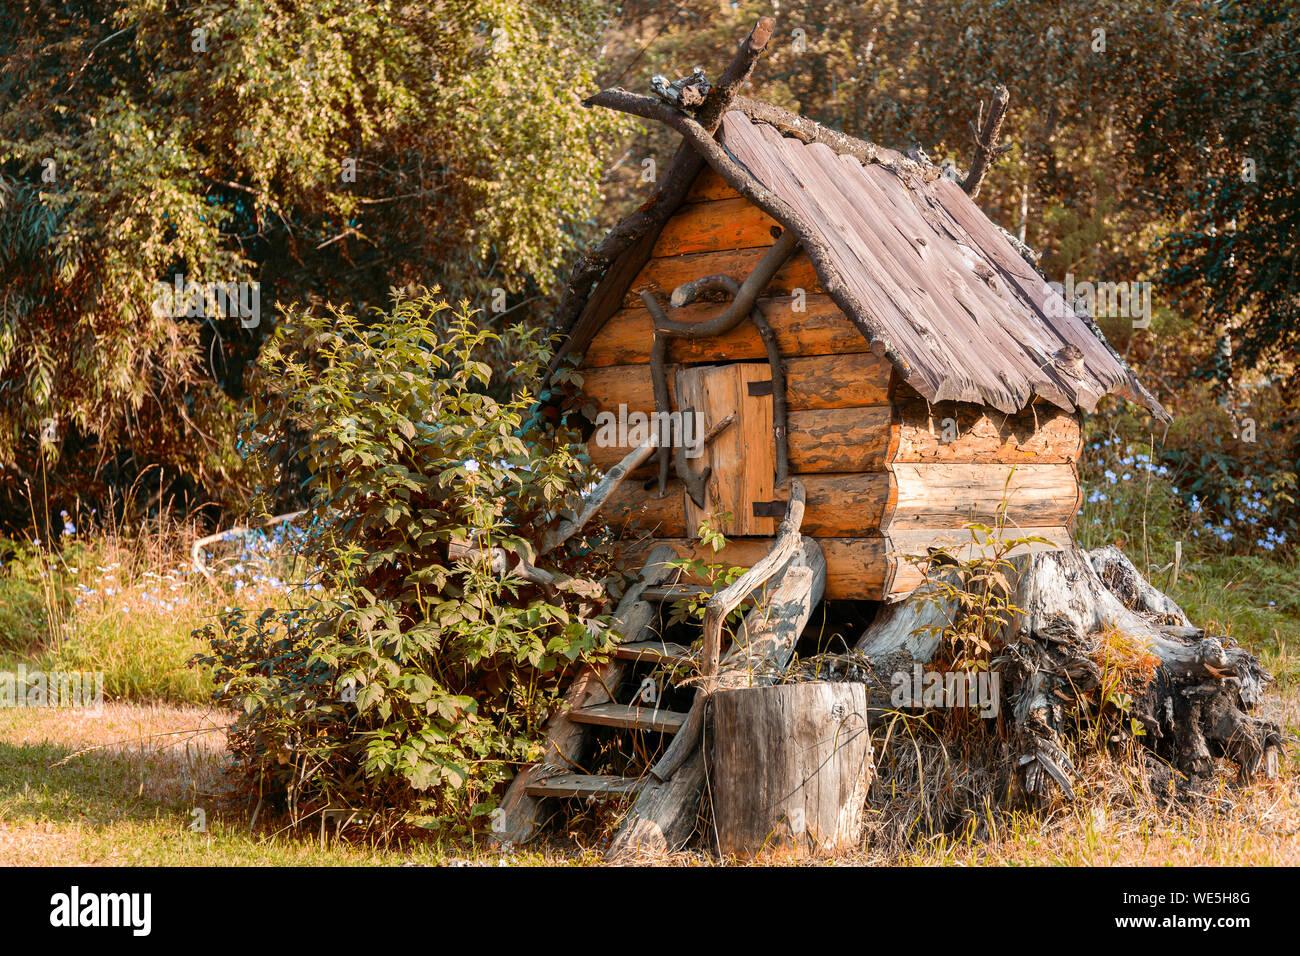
[710,681,872,858]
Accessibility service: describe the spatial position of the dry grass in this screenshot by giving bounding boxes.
[3,690,1294,866]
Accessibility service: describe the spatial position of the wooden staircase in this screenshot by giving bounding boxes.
[498,551,703,810]
[494,484,825,861]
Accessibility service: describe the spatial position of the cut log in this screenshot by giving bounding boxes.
[625,246,821,309]
[684,165,741,203]
[583,294,866,369]
[651,197,782,257]
[710,682,873,858]
[885,462,1081,530]
[590,404,892,475]
[579,352,893,420]
[893,396,1083,464]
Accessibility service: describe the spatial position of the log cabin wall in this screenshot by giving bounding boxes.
[577,169,1083,601]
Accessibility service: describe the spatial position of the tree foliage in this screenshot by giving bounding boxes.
[0,0,618,527]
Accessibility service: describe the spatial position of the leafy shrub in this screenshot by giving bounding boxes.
[195,291,614,837]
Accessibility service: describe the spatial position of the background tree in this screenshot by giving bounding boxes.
[0,0,620,530]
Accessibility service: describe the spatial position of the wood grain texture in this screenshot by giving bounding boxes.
[676,363,776,537]
[626,246,821,309]
[626,536,887,600]
[583,294,868,368]
[894,395,1083,464]
[580,352,893,423]
[606,473,891,538]
[786,406,894,472]
[589,404,892,474]
[711,682,872,858]
[885,462,1081,530]
[717,114,1167,418]
[652,197,782,257]
[717,537,826,688]
[683,165,742,203]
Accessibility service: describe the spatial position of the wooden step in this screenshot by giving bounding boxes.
[613,640,694,666]
[523,773,644,799]
[567,702,687,734]
[640,584,714,603]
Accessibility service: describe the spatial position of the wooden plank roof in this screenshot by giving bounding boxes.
[717,112,1167,419]
[558,103,1167,422]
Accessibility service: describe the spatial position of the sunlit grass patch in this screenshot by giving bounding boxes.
[1,520,316,705]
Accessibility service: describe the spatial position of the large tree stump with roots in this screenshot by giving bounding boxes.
[710,681,873,858]
[851,544,1285,804]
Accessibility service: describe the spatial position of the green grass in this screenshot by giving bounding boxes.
[0,529,303,705]
[0,704,598,866]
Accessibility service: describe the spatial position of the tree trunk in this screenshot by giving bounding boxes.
[710,682,872,858]
[852,544,1284,802]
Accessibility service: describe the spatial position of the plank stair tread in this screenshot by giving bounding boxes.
[523,773,644,799]
[566,702,687,734]
[612,641,694,665]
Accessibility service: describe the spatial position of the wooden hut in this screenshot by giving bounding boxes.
[497,20,1190,859]
[555,92,1167,604]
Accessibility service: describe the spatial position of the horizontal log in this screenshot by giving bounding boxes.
[587,404,893,474]
[583,294,869,368]
[885,525,1074,599]
[625,536,886,600]
[626,246,821,309]
[787,406,895,473]
[606,473,891,537]
[579,353,893,425]
[684,165,742,203]
[652,197,782,257]
[886,462,1081,530]
[894,397,1083,464]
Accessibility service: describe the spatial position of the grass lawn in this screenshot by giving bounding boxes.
[2,696,1295,867]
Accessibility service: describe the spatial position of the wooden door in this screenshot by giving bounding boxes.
[675,363,777,538]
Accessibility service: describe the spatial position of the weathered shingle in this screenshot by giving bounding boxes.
[718,112,1166,419]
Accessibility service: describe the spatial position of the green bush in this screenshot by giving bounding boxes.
[195,291,614,836]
